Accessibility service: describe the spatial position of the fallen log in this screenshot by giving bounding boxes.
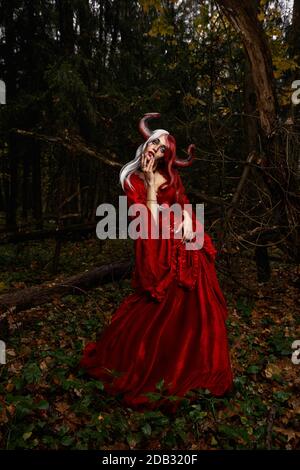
[0,259,133,314]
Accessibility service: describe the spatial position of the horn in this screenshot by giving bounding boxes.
[174,144,195,167]
[139,113,161,139]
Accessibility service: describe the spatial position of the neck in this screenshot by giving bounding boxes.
[155,161,166,173]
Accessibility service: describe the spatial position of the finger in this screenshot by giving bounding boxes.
[185,232,191,240]
[149,158,155,171]
[146,157,152,171]
[145,158,151,172]
[185,232,195,241]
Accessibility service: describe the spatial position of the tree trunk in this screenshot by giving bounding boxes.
[32,140,43,229]
[244,55,271,282]
[3,1,17,100]
[216,0,278,136]
[0,260,132,314]
[216,0,299,262]
[288,0,300,182]
[57,0,75,56]
[77,0,92,59]
[21,145,30,224]
[6,133,18,230]
[255,246,271,283]
[291,0,300,60]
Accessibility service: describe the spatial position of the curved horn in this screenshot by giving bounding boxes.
[174,144,195,167]
[138,112,161,139]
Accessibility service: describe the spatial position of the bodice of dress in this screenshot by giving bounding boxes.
[128,170,186,206]
[123,171,217,302]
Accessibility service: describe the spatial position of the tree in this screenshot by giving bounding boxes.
[216,0,299,261]
[216,0,277,136]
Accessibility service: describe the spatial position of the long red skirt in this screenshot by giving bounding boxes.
[79,250,233,410]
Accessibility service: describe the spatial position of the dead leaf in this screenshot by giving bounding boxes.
[55,402,70,414]
[265,363,281,379]
[274,427,300,442]
[39,361,48,371]
[6,383,14,392]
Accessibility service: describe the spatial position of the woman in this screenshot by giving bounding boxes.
[80,113,233,409]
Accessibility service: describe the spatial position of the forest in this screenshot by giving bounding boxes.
[0,0,299,452]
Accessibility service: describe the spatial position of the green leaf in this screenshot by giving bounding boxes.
[273,391,291,402]
[144,392,162,402]
[142,423,152,436]
[61,435,74,446]
[247,365,261,374]
[126,434,138,448]
[155,379,165,392]
[236,297,254,319]
[23,363,42,384]
[37,400,49,410]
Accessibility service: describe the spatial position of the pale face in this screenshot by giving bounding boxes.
[144,134,168,162]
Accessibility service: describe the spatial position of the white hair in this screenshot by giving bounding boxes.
[119,129,169,191]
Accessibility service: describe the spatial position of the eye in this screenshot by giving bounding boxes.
[159,145,166,153]
[151,138,160,145]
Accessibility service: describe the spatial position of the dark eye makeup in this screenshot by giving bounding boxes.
[149,138,166,154]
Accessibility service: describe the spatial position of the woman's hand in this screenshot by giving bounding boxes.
[141,152,158,221]
[175,210,195,243]
[141,152,155,187]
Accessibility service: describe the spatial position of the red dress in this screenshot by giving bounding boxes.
[80,170,233,409]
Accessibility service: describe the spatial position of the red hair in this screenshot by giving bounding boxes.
[158,134,181,194]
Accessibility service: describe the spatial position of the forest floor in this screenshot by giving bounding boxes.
[0,237,299,450]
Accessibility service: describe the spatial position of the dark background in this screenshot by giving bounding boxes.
[0,0,299,451]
